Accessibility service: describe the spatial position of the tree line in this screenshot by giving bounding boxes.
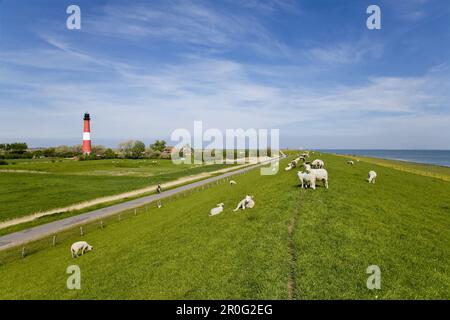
[0,140,169,160]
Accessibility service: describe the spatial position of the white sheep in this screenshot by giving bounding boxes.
[368,171,377,184]
[233,195,255,211]
[229,180,237,185]
[209,203,224,216]
[347,160,354,165]
[285,164,293,171]
[297,171,316,189]
[304,164,329,189]
[311,159,324,169]
[71,241,93,258]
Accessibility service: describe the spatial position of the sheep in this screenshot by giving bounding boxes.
[368,171,377,184]
[229,180,237,186]
[285,164,293,171]
[347,160,354,165]
[304,164,329,189]
[300,152,309,158]
[209,203,224,216]
[297,171,316,189]
[311,159,324,169]
[233,195,255,211]
[71,241,93,258]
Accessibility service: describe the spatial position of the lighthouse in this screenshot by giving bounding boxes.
[82,112,92,155]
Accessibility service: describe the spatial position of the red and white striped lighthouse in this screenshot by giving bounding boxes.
[82,112,92,155]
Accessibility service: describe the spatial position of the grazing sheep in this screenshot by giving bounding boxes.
[209,203,224,216]
[347,160,354,165]
[71,241,93,258]
[368,171,377,184]
[285,164,293,171]
[304,164,329,189]
[229,180,237,186]
[233,195,255,211]
[297,171,316,189]
[311,159,324,169]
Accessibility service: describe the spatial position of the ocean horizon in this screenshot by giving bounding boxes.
[320,149,450,168]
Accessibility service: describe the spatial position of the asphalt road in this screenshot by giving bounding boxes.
[0,156,284,251]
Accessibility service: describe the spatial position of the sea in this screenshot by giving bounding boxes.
[320,150,450,168]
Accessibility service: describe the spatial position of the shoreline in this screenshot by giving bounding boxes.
[320,150,450,168]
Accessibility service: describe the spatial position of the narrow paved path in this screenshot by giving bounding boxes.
[0,156,284,251]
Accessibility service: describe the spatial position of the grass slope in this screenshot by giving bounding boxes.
[294,153,450,299]
[0,154,449,299]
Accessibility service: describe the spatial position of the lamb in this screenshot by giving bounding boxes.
[71,241,93,258]
[209,203,224,216]
[311,159,324,169]
[229,180,237,186]
[233,195,255,211]
[347,160,354,165]
[368,171,377,184]
[297,171,316,189]
[304,164,329,189]
[285,164,293,171]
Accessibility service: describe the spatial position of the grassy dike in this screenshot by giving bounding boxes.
[0,153,449,299]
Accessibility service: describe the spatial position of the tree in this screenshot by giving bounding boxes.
[43,148,56,157]
[150,140,166,152]
[91,145,106,156]
[118,140,134,158]
[103,148,117,159]
[131,141,146,159]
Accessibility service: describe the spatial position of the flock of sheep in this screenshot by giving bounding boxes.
[70,152,378,258]
[285,151,378,190]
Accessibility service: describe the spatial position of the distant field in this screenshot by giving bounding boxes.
[1,153,449,299]
[0,159,230,222]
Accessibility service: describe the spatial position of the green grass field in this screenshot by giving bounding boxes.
[0,159,229,222]
[0,153,449,299]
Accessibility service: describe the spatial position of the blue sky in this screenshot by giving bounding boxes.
[0,0,449,149]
